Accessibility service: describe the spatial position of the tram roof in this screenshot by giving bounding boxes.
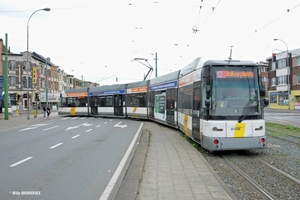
[126,80,148,87]
[179,57,257,77]
[89,83,126,92]
[149,70,180,85]
[64,87,88,93]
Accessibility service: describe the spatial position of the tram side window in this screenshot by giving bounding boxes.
[193,87,201,110]
[106,96,113,107]
[98,96,113,107]
[99,97,106,107]
[179,85,192,114]
[166,88,176,109]
[61,97,67,107]
[67,97,87,107]
[127,93,146,107]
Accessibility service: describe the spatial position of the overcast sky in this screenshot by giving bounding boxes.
[1,0,300,85]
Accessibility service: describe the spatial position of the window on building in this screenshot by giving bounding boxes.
[297,75,300,85]
[260,67,268,72]
[271,77,276,86]
[278,76,286,85]
[28,77,32,88]
[8,76,16,86]
[297,57,300,66]
[271,62,275,70]
[23,61,27,70]
[23,76,27,88]
[262,77,269,82]
[9,60,16,70]
[277,59,287,69]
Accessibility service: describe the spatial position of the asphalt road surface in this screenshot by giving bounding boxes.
[0,116,143,200]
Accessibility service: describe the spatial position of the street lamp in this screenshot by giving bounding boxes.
[26,8,50,119]
[45,57,50,109]
[274,38,290,109]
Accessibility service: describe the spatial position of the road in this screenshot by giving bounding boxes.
[0,116,143,200]
[264,108,300,128]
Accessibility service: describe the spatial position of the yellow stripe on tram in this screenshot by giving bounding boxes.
[184,114,189,136]
[70,107,76,116]
[133,107,138,119]
[234,123,246,137]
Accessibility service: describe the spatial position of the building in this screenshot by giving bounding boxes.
[266,48,300,110]
[258,61,269,95]
[1,38,99,112]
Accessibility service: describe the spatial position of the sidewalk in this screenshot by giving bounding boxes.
[116,122,237,200]
[0,110,59,131]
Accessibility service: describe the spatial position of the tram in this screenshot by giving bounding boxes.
[59,57,268,151]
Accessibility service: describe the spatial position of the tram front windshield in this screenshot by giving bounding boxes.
[211,66,261,120]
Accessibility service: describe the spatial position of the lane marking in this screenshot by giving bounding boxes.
[49,143,63,149]
[10,157,33,167]
[71,117,79,120]
[96,125,101,128]
[99,123,144,200]
[104,122,107,124]
[43,126,59,131]
[19,127,37,132]
[32,123,52,127]
[19,123,53,132]
[61,117,69,120]
[72,135,80,139]
[86,129,92,132]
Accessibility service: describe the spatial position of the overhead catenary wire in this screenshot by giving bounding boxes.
[233,3,300,48]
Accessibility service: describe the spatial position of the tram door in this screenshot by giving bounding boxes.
[114,94,123,116]
[149,91,155,119]
[192,81,201,141]
[166,88,176,125]
[90,96,98,115]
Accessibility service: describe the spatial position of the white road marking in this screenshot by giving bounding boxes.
[32,123,52,127]
[49,143,63,149]
[65,125,79,131]
[99,123,144,200]
[86,129,92,132]
[19,127,37,131]
[71,117,79,120]
[114,121,127,129]
[43,126,59,131]
[61,117,69,120]
[72,134,80,139]
[96,125,101,128]
[104,122,107,124]
[10,157,33,167]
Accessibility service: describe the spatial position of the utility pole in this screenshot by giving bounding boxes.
[4,33,9,120]
[155,52,158,77]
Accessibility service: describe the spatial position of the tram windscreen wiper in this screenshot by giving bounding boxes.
[238,109,253,123]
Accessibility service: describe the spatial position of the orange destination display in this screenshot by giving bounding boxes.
[216,70,254,78]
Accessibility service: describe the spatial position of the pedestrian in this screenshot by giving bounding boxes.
[47,106,51,119]
[42,104,46,118]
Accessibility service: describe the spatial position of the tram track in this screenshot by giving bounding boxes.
[254,157,300,185]
[266,127,300,146]
[219,155,276,200]
[216,151,300,200]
